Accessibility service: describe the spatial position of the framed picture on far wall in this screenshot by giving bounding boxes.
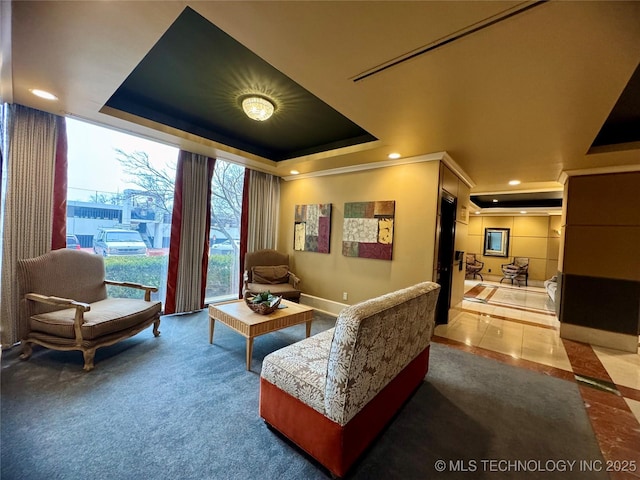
[293,203,332,253]
[342,200,395,260]
[483,228,510,257]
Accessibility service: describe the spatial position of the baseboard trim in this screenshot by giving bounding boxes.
[560,323,638,353]
[300,294,347,317]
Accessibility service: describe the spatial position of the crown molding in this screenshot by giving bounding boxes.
[283,151,474,185]
[558,164,640,184]
[441,152,476,188]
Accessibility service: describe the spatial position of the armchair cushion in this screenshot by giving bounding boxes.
[30,298,162,340]
[251,265,290,285]
[246,282,301,299]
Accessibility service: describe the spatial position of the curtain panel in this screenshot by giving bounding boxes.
[51,117,68,250]
[165,151,215,315]
[238,169,250,297]
[0,104,65,346]
[246,170,280,252]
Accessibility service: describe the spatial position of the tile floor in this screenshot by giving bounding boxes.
[434,280,640,480]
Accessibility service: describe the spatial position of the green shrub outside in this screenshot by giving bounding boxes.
[103,254,235,300]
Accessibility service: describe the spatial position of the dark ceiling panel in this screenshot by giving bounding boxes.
[105,6,376,161]
[471,191,563,209]
[591,62,640,148]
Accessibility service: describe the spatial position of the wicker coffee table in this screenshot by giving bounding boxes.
[208,299,314,370]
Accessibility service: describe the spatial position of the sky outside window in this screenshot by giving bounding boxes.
[66,118,178,201]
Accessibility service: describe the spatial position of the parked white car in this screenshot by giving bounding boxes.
[93,228,148,257]
[210,239,239,255]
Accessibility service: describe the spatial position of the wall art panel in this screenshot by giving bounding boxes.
[342,200,395,260]
[294,203,332,253]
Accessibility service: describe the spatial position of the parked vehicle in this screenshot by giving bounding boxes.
[93,228,147,257]
[66,234,81,250]
[210,239,239,255]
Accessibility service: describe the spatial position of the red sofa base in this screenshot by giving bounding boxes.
[259,345,430,478]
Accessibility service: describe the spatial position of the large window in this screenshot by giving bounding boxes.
[206,161,245,303]
[67,118,245,306]
[66,118,178,303]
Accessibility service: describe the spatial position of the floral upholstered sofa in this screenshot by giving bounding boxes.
[259,282,440,478]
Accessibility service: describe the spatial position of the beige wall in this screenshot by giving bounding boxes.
[277,161,440,304]
[467,215,560,282]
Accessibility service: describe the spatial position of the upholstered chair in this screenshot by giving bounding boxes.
[243,249,301,301]
[17,249,162,371]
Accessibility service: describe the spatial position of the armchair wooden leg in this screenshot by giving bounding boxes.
[20,341,33,361]
[83,348,96,371]
[153,318,161,337]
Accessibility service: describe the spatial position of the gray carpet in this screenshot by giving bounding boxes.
[1,310,606,480]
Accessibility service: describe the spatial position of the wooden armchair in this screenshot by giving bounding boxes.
[243,249,301,301]
[500,257,529,286]
[465,253,484,281]
[17,249,162,371]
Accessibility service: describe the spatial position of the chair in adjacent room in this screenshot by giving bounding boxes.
[17,249,162,371]
[465,253,484,281]
[500,257,529,286]
[243,249,302,302]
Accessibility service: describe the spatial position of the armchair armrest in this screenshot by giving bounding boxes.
[24,292,91,311]
[105,280,158,301]
[287,271,301,289]
[24,293,91,340]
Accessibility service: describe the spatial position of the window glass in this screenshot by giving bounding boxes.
[66,118,178,303]
[206,161,245,303]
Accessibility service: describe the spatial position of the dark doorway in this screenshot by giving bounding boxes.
[435,192,456,325]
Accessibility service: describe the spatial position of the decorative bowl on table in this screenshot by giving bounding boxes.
[244,291,282,315]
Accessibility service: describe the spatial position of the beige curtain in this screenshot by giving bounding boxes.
[172,151,213,313]
[1,104,59,346]
[247,170,280,251]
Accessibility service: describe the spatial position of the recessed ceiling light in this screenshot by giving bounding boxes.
[508,180,521,186]
[520,210,527,214]
[30,89,58,101]
[475,211,480,215]
[492,199,498,203]
[290,170,299,175]
[388,153,401,159]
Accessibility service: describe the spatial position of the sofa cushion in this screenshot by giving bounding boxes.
[252,265,290,284]
[29,298,162,340]
[261,327,335,416]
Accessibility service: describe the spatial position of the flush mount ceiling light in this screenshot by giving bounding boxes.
[242,96,275,121]
[30,88,58,100]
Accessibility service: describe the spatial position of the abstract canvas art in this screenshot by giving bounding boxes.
[294,203,332,253]
[342,200,395,260]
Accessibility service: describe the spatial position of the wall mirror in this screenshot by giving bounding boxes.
[483,228,510,257]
